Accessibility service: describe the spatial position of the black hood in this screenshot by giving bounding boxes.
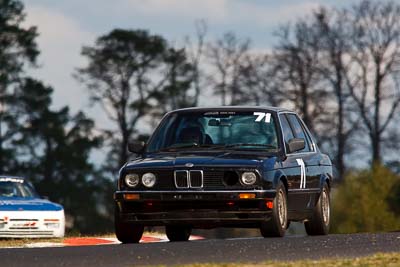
[124,151,272,170]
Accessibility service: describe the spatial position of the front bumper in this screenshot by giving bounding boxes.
[114,190,276,227]
[0,210,65,238]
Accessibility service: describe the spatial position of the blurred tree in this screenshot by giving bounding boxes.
[346,0,400,164]
[265,1,400,177]
[151,47,195,114]
[76,29,197,172]
[238,53,282,106]
[312,8,360,180]
[271,20,329,136]
[0,0,38,173]
[76,29,167,171]
[14,78,112,234]
[207,32,250,105]
[185,20,207,106]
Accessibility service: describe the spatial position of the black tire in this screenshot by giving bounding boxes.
[115,205,144,243]
[165,225,192,242]
[305,183,330,235]
[260,181,288,237]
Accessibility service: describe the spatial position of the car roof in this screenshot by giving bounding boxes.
[168,106,294,114]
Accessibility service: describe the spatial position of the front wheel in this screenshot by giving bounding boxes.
[165,225,192,242]
[260,181,288,237]
[305,183,330,235]
[115,205,144,243]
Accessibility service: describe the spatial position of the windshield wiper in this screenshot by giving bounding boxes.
[159,143,276,152]
[223,143,277,150]
[159,143,228,152]
[158,142,200,152]
[199,144,226,149]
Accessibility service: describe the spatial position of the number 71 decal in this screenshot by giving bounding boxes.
[296,158,306,189]
[253,112,271,123]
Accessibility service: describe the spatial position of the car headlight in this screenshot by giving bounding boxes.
[241,172,257,185]
[142,172,156,188]
[125,173,140,187]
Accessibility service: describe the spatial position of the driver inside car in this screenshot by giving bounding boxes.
[178,126,204,144]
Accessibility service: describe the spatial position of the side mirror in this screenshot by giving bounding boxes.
[128,141,146,154]
[288,138,305,153]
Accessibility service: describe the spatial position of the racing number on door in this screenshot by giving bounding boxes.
[296,159,306,189]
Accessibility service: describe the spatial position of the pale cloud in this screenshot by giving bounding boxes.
[23,6,96,114]
[22,5,114,164]
[124,0,320,26]
[124,0,230,21]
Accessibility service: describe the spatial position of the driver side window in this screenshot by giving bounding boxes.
[286,114,311,153]
[279,114,295,152]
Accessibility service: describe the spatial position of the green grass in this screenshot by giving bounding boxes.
[174,253,400,267]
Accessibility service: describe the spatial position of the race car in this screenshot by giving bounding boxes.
[114,106,333,242]
[0,176,65,238]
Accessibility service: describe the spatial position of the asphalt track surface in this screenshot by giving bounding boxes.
[1,232,400,267]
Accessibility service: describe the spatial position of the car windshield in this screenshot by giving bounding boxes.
[0,178,38,198]
[147,110,280,152]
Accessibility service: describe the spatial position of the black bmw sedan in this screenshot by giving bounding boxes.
[114,106,333,242]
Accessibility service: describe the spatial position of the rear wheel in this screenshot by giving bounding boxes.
[305,183,330,235]
[260,181,287,237]
[115,205,144,243]
[165,225,192,242]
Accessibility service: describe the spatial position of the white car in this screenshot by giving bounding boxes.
[0,176,65,238]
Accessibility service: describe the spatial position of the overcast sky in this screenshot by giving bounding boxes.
[21,1,363,118]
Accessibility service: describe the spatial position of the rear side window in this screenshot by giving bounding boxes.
[286,114,311,152]
[279,114,294,151]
